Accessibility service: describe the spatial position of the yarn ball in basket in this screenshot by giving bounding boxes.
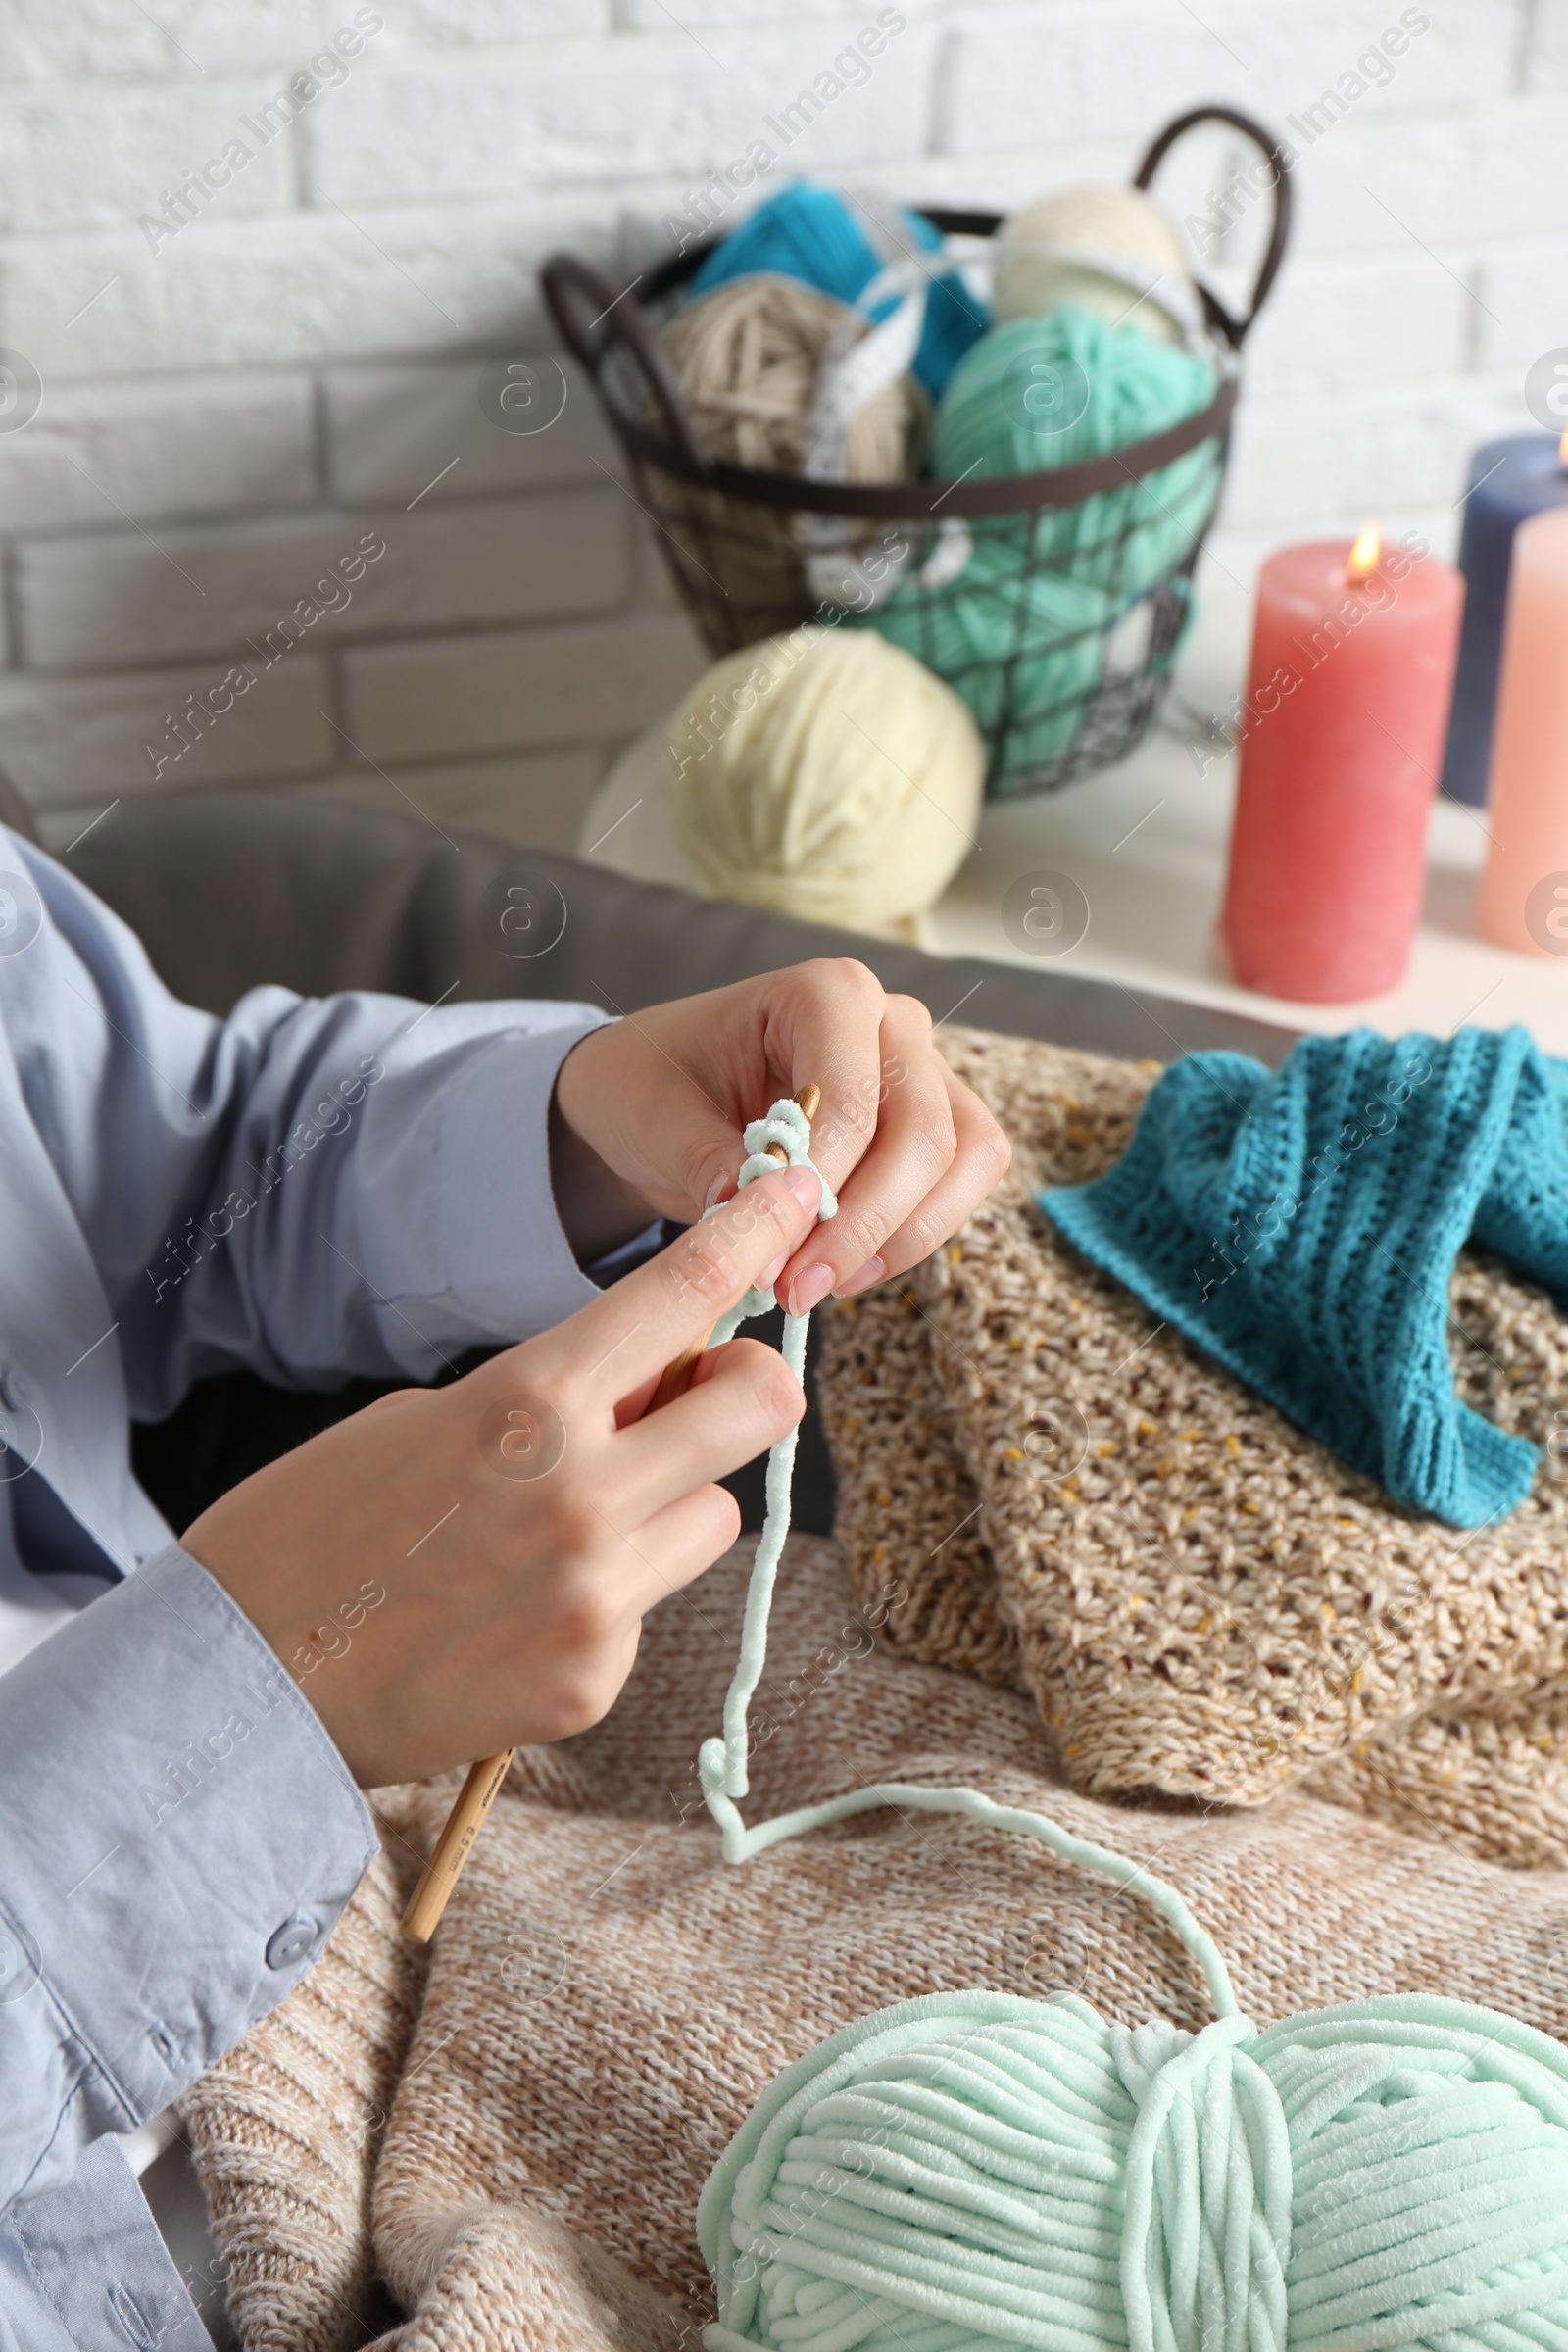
[655,275,922,630]
[699,1984,1568,2352]
[660,273,921,480]
[691,179,987,397]
[932,305,1221,595]
[663,626,982,936]
[848,298,1215,789]
[994,182,1196,347]
[851,527,1112,787]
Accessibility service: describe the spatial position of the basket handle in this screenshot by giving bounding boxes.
[540,251,710,471]
[1132,103,1293,348]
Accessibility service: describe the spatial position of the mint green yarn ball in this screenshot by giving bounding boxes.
[847,307,1217,789]
[931,305,1222,593]
[698,1986,1568,2352]
[850,532,1112,784]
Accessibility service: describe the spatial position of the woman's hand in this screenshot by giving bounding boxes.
[182,1164,823,1787]
[552,959,1009,1315]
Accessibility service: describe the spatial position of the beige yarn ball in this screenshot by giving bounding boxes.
[659,274,920,479]
[993,184,1193,345]
[663,626,983,936]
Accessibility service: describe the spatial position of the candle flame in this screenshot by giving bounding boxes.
[1560,429,1568,465]
[1346,521,1382,584]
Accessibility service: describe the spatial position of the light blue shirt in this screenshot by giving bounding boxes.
[0,828,612,2347]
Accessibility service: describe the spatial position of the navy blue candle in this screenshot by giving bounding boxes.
[1442,432,1568,805]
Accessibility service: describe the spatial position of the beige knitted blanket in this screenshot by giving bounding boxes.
[183,1536,1568,2351]
[818,1026,1568,1867]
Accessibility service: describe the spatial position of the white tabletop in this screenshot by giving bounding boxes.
[578,569,1568,1053]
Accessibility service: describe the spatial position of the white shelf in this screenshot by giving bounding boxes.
[578,561,1568,1053]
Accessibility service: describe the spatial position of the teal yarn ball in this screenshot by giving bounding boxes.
[930,306,1222,595]
[848,306,1217,788]
[849,532,1112,784]
[699,1985,1568,2352]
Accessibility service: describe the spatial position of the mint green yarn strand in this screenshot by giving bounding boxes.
[693,1093,835,1794]
[698,1764,1237,2025]
[722,1305,809,1795]
[699,1097,1236,2015]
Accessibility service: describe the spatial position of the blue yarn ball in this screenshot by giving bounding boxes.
[690,182,987,400]
[699,1986,1568,2352]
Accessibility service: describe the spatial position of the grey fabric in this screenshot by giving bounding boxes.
[72,789,1300,1065]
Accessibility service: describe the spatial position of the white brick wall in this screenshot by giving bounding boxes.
[0,0,1553,854]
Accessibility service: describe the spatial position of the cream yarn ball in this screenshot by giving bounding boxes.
[664,626,983,936]
[993,184,1194,346]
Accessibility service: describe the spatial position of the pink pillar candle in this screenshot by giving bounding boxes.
[1477,508,1568,957]
[1220,532,1464,1003]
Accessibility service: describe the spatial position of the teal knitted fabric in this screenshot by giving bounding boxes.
[1042,1026,1568,1529]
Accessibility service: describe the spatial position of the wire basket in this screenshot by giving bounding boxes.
[542,104,1292,799]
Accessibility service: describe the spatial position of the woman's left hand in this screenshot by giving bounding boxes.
[551,958,1010,1314]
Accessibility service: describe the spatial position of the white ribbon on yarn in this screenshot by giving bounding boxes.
[797,254,947,612]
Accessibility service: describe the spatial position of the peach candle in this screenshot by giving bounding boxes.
[1477,508,1568,957]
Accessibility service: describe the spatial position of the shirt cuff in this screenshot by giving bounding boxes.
[581,1216,680,1288]
[0,1545,375,2210]
[0,2136,212,2352]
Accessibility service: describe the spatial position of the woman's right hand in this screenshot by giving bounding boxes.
[181,1161,823,1787]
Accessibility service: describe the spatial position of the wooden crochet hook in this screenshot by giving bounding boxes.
[401,1083,821,1943]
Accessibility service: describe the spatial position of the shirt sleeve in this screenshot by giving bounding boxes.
[0,828,612,1415]
[0,2136,213,2352]
[0,1544,376,2218]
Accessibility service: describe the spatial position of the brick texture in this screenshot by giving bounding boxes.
[342,611,706,761]
[17,491,632,669]
[0,1,1553,833]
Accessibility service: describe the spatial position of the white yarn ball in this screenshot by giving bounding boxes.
[663,626,984,936]
[994,184,1194,346]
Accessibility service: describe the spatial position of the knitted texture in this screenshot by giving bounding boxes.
[178,1836,428,2351]
[1043,1024,1568,1526]
[181,1539,1568,2352]
[817,1026,1568,1834]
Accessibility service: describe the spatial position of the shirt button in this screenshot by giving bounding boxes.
[265,1913,322,1971]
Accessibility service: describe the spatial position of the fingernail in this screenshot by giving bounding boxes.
[785,1165,822,1211]
[788,1261,834,1315]
[759,1249,789,1289]
[705,1169,734,1211]
[835,1255,885,1299]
